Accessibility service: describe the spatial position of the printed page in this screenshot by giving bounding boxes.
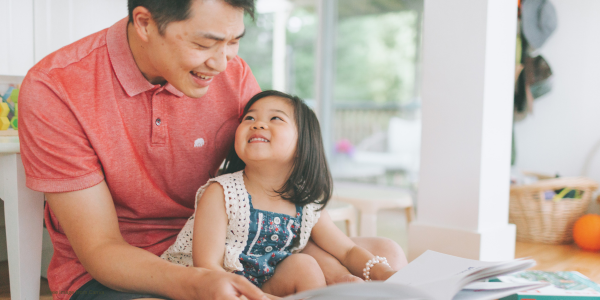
[452,283,549,300]
[497,272,600,297]
[386,251,503,286]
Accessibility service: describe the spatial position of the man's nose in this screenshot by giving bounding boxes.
[206,45,231,73]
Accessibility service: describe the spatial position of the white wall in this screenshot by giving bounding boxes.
[514,0,600,214]
[0,0,127,263]
[34,0,128,62]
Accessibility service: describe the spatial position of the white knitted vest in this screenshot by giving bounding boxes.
[160,170,321,272]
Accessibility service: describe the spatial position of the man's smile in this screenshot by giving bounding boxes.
[190,70,215,80]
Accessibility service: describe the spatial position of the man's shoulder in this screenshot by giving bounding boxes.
[221,55,251,80]
[30,28,110,77]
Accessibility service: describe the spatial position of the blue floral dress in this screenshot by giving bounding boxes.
[234,194,303,287]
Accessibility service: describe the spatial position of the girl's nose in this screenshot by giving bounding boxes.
[252,122,268,130]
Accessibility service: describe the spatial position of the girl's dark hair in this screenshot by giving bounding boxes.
[222,90,332,210]
[128,0,255,35]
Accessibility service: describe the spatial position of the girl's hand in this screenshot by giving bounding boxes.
[333,274,364,284]
[377,270,397,281]
[369,263,397,281]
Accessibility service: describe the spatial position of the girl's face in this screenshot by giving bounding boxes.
[235,96,298,168]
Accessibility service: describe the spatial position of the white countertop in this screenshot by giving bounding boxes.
[0,136,20,154]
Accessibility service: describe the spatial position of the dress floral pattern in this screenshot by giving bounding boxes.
[234,194,302,287]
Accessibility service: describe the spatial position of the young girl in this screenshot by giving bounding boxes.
[161,90,398,298]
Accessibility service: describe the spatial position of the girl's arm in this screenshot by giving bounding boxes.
[192,182,229,272]
[194,183,281,300]
[310,210,396,281]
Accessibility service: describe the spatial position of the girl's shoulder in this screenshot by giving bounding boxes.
[212,170,245,184]
[194,170,246,209]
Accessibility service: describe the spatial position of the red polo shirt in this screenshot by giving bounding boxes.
[19,18,260,298]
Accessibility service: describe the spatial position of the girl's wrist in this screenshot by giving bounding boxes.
[370,264,395,281]
[363,256,393,281]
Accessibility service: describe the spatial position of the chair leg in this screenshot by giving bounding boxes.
[405,207,415,224]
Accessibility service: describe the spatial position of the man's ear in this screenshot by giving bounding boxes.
[131,6,155,42]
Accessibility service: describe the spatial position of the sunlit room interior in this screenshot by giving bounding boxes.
[1,0,600,298]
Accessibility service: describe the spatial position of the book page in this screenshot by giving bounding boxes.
[497,271,600,297]
[386,251,502,286]
[282,281,435,300]
[452,283,549,300]
[386,251,536,300]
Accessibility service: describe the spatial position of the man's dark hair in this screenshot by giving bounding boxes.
[221,90,333,210]
[128,0,255,35]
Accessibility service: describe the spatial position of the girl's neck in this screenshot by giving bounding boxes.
[243,165,290,200]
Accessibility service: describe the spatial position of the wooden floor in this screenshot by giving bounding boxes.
[514,241,600,282]
[0,242,598,299]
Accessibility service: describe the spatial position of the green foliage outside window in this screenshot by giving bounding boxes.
[238,2,420,105]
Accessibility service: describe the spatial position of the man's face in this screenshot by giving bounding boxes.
[146,0,245,98]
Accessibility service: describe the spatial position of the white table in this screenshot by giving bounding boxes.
[333,181,414,237]
[0,135,45,299]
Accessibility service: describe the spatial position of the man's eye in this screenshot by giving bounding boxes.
[195,43,210,49]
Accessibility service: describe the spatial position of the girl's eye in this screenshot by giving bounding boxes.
[244,116,255,121]
[271,116,283,121]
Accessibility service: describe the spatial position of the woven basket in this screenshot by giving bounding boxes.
[509,177,598,244]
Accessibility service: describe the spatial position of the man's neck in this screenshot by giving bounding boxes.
[127,22,167,85]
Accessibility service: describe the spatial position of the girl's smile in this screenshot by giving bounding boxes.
[248,133,270,143]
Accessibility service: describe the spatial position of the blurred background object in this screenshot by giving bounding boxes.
[238,0,425,247]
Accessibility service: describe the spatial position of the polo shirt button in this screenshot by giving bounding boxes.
[155,118,161,126]
[271,234,279,241]
[265,246,273,253]
[274,217,281,225]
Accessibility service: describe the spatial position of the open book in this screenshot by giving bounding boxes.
[283,250,549,300]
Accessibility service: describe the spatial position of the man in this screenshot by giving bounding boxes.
[20,0,406,299]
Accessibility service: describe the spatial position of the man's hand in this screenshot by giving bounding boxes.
[181,268,268,300]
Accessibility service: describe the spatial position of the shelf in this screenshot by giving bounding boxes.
[0,131,18,137]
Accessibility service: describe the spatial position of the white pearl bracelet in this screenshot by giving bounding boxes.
[362,256,390,281]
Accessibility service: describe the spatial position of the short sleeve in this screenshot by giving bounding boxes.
[236,56,262,116]
[19,70,104,192]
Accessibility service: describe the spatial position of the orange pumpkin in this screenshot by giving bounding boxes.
[573,214,600,251]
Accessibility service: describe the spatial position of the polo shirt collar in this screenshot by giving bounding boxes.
[107,18,184,98]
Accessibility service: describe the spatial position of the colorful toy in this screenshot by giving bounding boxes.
[10,102,17,129]
[0,102,10,130]
[573,214,600,251]
[10,116,17,129]
[9,88,18,103]
[2,86,18,121]
[1,86,13,102]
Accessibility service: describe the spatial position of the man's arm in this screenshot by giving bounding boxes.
[46,180,267,300]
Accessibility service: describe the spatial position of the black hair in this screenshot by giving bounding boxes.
[221,90,333,210]
[128,0,255,35]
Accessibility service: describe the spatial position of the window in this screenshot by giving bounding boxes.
[238,0,423,188]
